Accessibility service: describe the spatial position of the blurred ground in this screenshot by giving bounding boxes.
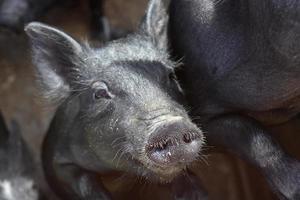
[0,0,299,199]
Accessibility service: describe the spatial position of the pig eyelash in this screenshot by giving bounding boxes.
[68,87,89,100]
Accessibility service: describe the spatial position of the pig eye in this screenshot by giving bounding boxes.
[94,89,110,99]
[168,72,176,81]
[92,81,112,100]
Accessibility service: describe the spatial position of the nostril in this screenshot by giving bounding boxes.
[146,129,203,165]
[183,133,192,143]
[183,132,200,144]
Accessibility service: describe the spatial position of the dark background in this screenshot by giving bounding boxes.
[0,0,299,199]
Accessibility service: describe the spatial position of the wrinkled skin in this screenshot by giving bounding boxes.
[169,0,300,199]
[25,0,206,199]
[0,112,40,200]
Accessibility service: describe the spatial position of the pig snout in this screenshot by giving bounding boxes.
[146,121,203,167]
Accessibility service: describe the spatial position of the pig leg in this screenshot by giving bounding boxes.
[205,114,300,200]
[171,171,208,200]
[51,164,112,200]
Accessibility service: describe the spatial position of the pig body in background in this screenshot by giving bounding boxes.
[25,0,206,199]
[0,0,58,33]
[89,0,128,42]
[0,112,40,200]
[0,0,121,40]
[169,0,300,199]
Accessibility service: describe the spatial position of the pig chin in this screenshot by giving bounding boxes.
[149,166,184,183]
[131,157,185,183]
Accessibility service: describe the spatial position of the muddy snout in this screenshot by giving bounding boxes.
[146,121,204,167]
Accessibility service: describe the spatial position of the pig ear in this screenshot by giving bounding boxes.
[140,0,170,50]
[25,22,84,103]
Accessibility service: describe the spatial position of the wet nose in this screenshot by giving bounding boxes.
[146,122,204,166]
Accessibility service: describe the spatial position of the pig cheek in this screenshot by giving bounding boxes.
[86,128,115,158]
[116,117,152,161]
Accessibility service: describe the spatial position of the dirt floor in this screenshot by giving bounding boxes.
[0,0,299,199]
